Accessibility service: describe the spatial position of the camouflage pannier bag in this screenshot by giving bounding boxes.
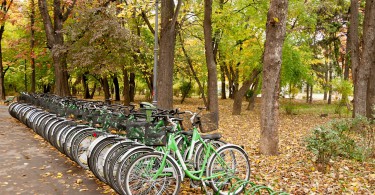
[144,124,167,146]
[125,121,148,140]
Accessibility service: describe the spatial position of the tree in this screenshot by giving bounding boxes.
[260,0,288,155]
[354,0,375,117]
[64,3,140,102]
[0,0,13,100]
[363,0,375,118]
[38,0,77,96]
[30,0,36,93]
[156,0,182,109]
[348,0,360,116]
[203,0,219,130]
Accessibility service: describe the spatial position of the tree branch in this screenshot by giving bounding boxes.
[38,0,55,47]
[171,0,182,27]
[140,10,155,34]
[62,0,78,22]
[3,65,9,74]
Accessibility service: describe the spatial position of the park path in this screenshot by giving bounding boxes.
[0,105,104,195]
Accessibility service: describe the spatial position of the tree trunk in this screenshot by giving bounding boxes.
[0,0,14,100]
[355,0,375,117]
[90,83,96,99]
[365,0,375,118]
[204,0,219,131]
[123,67,131,106]
[367,62,375,118]
[246,78,259,111]
[0,36,5,100]
[156,0,182,109]
[323,64,328,100]
[309,84,313,103]
[129,72,135,102]
[220,65,226,99]
[101,76,111,101]
[43,84,51,93]
[260,0,288,155]
[348,0,360,116]
[82,73,90,99]
[328,66,332,104]
[232,69,261,115]
[38,0,76,96]
[30,0,36,93]
[113,74,120,101]
[306,84,310,103]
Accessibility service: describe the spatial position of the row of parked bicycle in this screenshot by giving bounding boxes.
[10,93,253,195]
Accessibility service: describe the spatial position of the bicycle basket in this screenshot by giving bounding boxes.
[144,125,167,146]
[125,121,148,140]
[199,113,218,133]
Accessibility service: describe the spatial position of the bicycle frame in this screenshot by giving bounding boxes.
[152,123,223,182]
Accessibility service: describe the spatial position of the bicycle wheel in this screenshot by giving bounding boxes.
[27,109,45,130]
[206,144,251,195]
[124,152,182,195]
[55,124,76,153]
[88,136,125,182]
[102,141,136,184]
[50,120,75,148]
[71,130,104,169]
[62,125,88,159]
[194,139,227,171]
[116,146,155,195]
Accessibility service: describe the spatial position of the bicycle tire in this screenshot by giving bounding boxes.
[206,144,251,195]
[123,152,182,195]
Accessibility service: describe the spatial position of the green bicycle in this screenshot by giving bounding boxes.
[122,115,251,195]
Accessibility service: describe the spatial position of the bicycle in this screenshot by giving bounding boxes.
[121,115,251,195]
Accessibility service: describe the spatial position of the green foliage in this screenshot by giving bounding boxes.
[332,78,353,115]
[281,38,313,89]
[306,117,375,170]
[64,5,142,75]
[179,80,193,98]
[284,102,297,115]
[332,78,353,98]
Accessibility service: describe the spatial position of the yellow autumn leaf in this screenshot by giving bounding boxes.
[56,172,63,178]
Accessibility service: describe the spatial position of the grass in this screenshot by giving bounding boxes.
[279,99,352,117]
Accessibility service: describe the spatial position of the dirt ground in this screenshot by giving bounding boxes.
[0,105,104,195]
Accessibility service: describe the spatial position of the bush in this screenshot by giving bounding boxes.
[284,102,297,115]
[179,81,192,98]
[305,117,374,172]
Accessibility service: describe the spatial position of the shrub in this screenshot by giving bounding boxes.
[179,81,193,98]
[305,117,374,172]
[284,102,296,115]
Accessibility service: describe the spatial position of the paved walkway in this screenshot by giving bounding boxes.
[0,105,105,195]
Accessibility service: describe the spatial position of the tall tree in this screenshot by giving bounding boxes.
[30,0,36,93]
[38,0,77,96]
[156,0,182,109]
[368,59,375,118]
[354,0,375,117]
[260,0,288,155]
[204,0,219,130]
[0,0,13,100]
[348,0,360,116]
[364,0,375,118]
